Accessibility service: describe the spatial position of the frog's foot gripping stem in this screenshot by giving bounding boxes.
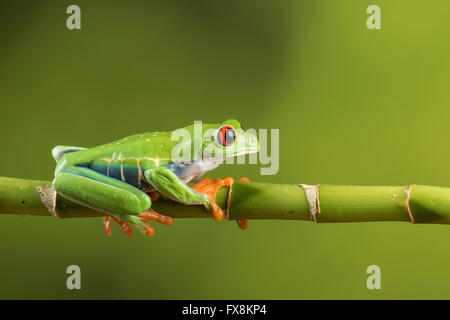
[137,209,174,236]
[102,209,174,237]
[101,189,174,236]
[103,216,134,236]
[191,177,234,221]
[139,191,174,235]
[191,176,249,230]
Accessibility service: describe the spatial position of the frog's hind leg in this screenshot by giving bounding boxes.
[53,166,151,215]
[53,166,153,236]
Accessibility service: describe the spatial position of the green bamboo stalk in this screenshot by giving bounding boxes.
[1,176,450,225]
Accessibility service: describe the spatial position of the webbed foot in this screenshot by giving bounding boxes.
[191,177,234,221]
[103,216,134,236]
[137,209,174,236]
[102,206,174,237]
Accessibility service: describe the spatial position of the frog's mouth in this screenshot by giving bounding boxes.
[200,149,258,161]
[224,148,259,158]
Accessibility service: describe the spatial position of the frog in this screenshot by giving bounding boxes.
[51,119,259,236]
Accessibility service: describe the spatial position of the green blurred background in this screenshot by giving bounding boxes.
[1,0,450,299]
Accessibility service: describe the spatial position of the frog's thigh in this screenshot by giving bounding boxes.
[65,166,150,206]
[53,168,151,215]
[144,167,208,205]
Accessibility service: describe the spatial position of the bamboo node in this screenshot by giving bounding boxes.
[404,184,415,224]
[226,182,233,220]
[36,185,59,217]
[298,184,321,222]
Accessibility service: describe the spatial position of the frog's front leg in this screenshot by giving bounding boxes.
[144,167,229,221]
[52,166,172,236]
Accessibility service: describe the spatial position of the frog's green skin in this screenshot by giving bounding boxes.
[52,119,259,233]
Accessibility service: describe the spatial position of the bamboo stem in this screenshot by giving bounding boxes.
[1,176,450,225]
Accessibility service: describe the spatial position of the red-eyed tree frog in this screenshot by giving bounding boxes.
[51,119,259,236]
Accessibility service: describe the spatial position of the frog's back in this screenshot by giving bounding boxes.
[55,131,177,190]
[91,132,172,156]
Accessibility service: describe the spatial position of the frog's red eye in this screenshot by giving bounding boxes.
[217,126,236,147]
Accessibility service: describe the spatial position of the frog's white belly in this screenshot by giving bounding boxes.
[165,158,224,184]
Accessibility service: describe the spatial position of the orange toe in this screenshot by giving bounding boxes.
[139,220,155,236]
[149,191,159,202]
[102,216,133,236]
[236,177,250,230]
[111,216,134,236]
[103,217,112,236]
[237,219,248,230]
[139,208,174,226]
[136,208,174,236]
[144,223,155,236]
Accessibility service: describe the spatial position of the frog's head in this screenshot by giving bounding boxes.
[201,119,260,159]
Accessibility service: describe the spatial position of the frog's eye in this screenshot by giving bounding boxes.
[217,126,236,147]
